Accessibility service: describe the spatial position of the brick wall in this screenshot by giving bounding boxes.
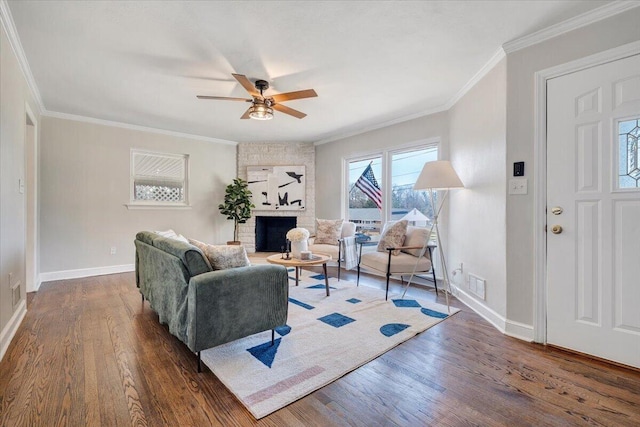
[237,143,315,252]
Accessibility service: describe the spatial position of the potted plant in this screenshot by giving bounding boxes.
[218,178,254,245]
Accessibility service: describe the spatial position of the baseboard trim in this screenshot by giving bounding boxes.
[450,284,534,342]
[505,319,535,342]
[0,299,27,362]
[39,264,135,283]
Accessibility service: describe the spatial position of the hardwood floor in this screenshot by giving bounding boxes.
[1,265,639,426]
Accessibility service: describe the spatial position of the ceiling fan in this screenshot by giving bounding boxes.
[197,74,317,120]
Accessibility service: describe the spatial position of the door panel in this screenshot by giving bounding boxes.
[547,53,640,368]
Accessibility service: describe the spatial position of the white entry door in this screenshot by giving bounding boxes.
[547,54,640,368]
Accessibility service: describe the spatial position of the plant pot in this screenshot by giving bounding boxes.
[290,240,308,259]
[227,241,242,245]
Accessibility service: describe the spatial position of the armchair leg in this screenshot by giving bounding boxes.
[272,329,275,346]
[197,351,202,373]
[385,274,391,301]
[385,249,392,301]
[356,265,360,286]
[432,266,438,293]
[338,241,342,281]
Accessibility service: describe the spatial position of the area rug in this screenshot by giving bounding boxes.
[200,270,459,419]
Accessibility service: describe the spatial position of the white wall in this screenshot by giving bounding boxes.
[448,58,508,323]
[315,112,449,219]
[38,117,237,277]
[505,8,640,326]
[0,20,40,359]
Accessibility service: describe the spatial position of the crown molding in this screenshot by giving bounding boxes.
[0,0,45,114]
[313,104,448,146]
[444,47,506,110]
[43,111,238,145]
[503,1,640,53]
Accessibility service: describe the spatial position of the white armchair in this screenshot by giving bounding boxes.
[308,220,357,280]
[357,223,436,300]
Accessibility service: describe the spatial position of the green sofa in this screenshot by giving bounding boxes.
[134,231,289,371]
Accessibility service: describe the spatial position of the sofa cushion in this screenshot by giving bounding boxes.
[307,242,340,259]
[377,220,408,255]
[401,226,430,257]
[361,251,432,274]
[189,239,251,270]
[314,218,344,244]
[152,236,211,277]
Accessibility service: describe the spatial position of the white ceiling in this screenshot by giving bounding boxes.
[7,1,617,143]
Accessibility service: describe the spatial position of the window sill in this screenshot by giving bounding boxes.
[125,203,192,210]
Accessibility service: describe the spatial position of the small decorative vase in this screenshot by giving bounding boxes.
[291,240,308,259]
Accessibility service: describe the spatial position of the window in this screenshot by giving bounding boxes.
[345,142,438,238]
[348,156,383,234]
[390,146,438,222]
[129,150,189,208]
[618,118,640,189]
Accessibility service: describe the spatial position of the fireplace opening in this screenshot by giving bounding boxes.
[255,216,296,252]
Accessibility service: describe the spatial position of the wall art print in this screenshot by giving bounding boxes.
[247,166,305,210]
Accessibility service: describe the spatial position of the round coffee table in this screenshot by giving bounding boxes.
[266,253,332,296]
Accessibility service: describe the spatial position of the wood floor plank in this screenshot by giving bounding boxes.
[1,267,639,426]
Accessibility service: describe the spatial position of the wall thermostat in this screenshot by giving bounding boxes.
[514,161,525,177]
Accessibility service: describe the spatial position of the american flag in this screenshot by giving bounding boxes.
[355,164,382,209]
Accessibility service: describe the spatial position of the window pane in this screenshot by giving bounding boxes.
[391,147,438,223]
[132,150,188,204]
[618,118,640,189]
[348,157,382,236]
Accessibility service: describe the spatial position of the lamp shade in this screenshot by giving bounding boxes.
[413,160,464,190]
[401,208,429,222]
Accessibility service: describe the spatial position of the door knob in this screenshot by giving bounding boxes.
[551,225,563,234]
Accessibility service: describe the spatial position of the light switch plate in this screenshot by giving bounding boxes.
[509,178,528,195]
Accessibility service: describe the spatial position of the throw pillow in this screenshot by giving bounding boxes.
[377,220,408,255]
[401,226,430,257]
[314,218,344,245]
[155,229,190,244]
[189,239,250,270]
[155,229,178,238]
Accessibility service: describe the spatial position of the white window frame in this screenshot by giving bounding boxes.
[343,138,440,224]
[126,149,191,210]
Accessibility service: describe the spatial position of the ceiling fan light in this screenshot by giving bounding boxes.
[248,102,273,120]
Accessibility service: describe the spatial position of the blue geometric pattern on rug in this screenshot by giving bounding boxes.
[306,284,337,290]
[288,298,315,310]
[318,312,355,328]
[380,323,410,337]
[392,299,422,308]
[421,307,448,318]
[247,338,281,368]
[310,273,329,280]
[275,325,291,336]
[201,279,459,419]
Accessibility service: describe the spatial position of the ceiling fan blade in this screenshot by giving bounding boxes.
[270,89,318,103]
[197,95,252,101]
[232,74,259,97]
[240,107,252,120]
[273,103,307,119]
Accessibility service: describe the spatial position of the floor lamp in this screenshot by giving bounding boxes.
[403,160,464,312]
